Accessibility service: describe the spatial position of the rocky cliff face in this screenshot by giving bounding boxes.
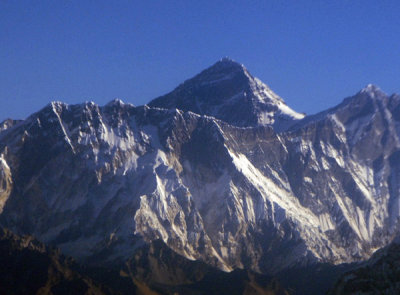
[0,61,399,277]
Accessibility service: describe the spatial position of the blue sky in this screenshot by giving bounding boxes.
[1,1,399,121]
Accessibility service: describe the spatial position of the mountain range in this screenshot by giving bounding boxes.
[1,58,399,294]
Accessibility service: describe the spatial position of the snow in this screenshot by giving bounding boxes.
[0,156,10,173]
[304,177,313,183]
[319,213,335,232]
[360,84,385,98]
[2,80,400,273]
[277,102,306,120]
[50,102,76,153]
[227,150,321,228]
[250,76,305,121]
[319,141,345,168]
[200,72,237,86]
[257,111,274,125]
[0,155,12,213]
[106,98,125,106]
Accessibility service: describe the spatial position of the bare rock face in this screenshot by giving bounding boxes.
[0,60,400,278]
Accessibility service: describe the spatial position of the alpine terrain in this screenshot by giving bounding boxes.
[0,58,399,294]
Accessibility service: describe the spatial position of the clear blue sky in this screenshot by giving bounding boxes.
[1,0,399,121]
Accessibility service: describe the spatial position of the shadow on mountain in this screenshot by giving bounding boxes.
[0,227,114,295]
[0,227,370,295]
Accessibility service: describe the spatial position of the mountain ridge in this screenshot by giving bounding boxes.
[0,60,399,290]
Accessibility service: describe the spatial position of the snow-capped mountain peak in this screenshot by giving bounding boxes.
[106,98,125,106]
[359,83,387,98]
[361,83,382,93]
[149,58,304,131]
[214,56,244,67]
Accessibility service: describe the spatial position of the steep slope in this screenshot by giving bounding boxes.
[281,85,400,260]
[149,58,304,131]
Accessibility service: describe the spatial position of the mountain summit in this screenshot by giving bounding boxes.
[149,58,305,131]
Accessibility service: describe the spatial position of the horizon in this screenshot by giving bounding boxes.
[1,57,392,122]
[1,1,399,121]
[0,57,394,122]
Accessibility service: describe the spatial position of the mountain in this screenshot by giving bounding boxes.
[0,225,291,295]
[0,227,113,295]
[329,236,400,294]
[281,84,400,258]
[0,119,21,133]
[149,58,304,131]
[0,60,399,293]
[123,239,290,295]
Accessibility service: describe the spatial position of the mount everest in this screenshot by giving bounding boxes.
[0,58,399,292]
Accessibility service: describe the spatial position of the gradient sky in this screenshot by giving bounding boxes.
[1,0,399,121]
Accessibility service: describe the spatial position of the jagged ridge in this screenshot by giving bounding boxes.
[0,61,399,279]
